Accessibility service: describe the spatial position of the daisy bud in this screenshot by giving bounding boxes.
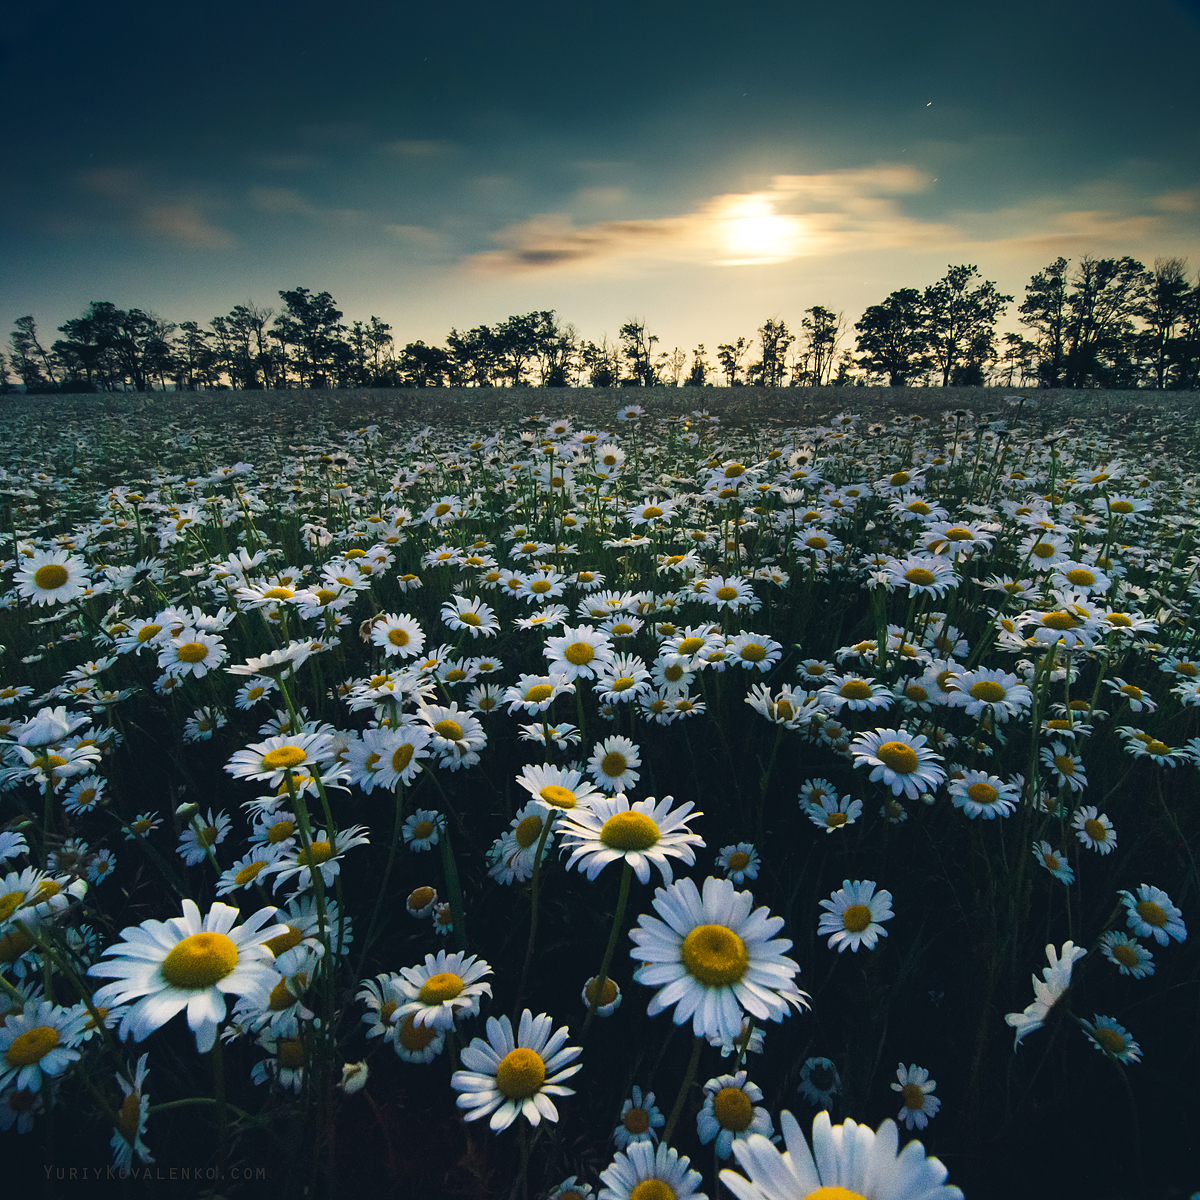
[339,1061,369,1094]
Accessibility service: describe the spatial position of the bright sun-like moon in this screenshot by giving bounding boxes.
[716,196,804,264]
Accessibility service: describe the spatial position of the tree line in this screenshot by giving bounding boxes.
[6,254,1200,394]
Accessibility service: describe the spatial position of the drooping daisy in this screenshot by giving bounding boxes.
[698,1070,774,1161]
[1040,742,1087,792]
[1005,941,1087,1050]
[1032,841,1075,885]
[1099,931,1154,979]
[393,1010,447,1063]
[14,550,90,607]
[582,974,622,1018]
[587,735,642,794]
[1082,1015,1142,1064]
[720,1110,963,1200]
[613,1084,664,1150]
[850,728,946,799]
[891,1062,941,1130]
[87,899,286,1053]
[110,1052,153,1170]
[177,808,232,866]
[549,1177,595,1200]
[402,810,442,852]
[1118,885,1186,946]
[599,1141,705,1200]
[717,844,760,884]
[556,793,704,885]
[441,595,500,638]
[804,792,864,834]
[948,771,1018,819]
[817,880,894,953]
[0,999,86,1093]
[266,825,370,894]
[451,1008,582,1131]
[629,875,808,1046]
[393,950,493,1030]
[1072,805,1116,854]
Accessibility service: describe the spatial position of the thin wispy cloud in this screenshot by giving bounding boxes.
[75,168,236,249]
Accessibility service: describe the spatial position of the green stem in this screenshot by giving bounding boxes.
[513,812,555,1018]
[581,859,633,1039]
[663,1035,704,1146]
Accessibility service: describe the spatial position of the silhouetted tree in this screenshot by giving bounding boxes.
[1019,257,1070,387]
[446,325,500,386]
[749,318,793,386]
[923,265,1012,386]
[9,316,59,391]
[685,344,710,387]
[795,306,842,386]
[618,318,659,385]
[1138,257,1191,389]
[581,335,620,387]
[276,288,346,387]
[398,341,450,387]
[1061,256,1148,388]
[854,289,931,385]
[716,337,750,386]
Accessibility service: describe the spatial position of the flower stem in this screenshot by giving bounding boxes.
[513,812,555,1019]
[663,1035,704,1145]
[582,859,633,1039]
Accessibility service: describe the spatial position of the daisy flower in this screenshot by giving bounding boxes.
[850,728,946,799]
[406,886,438,918]
[817,880,894,953]
[948,771,1018,819]
[0,830,29,862]
[804,792,863,834]
[1040,742,1087,792]
[946,668,1032,722]
[503,672,576,716]
[717,843,760,884]
[1081,1015,1142,1064]
[1004,941,1086,1050]
[544,624,617,682]
[720,1110,963,1200]
[587,735,642,793]
[797,1056,840,1109]
[556,793,704,885]
[550,1178,595,1200]
[215,846,281,896]
[726,633,783,673]
[124,812,162,841]
[613,1084,664,1150]
[582,975,622,1018]
[1099,931,1154,979]
[402,810,441,852]
[1118,885,1186,946]
[516,763,601,814]
[0,999,86,1093]
[884,553,957,599]
[599,1141,704,1200]
[14,550,90,607]
[818,673,893,715]
[441,595,500,638]
[629,875,808,1046]
[891,1063,941,1130]
[235,677,276,709]
[394,1011,447,1063]
[370,613,426,659]
[698,1070,773,1161]
[224,640,312,679]
[451,1008,581,1132]
[393,950,493,1030]
[110,1052,153,1170]
[266,825,370,894]
[417,703,487,769]
[177,808,231,866]
[158,630,228,679]
[87,899,286,1053]
[1072,805,1116,854]
[1032,841,1075,885]
[225,731,335,790]
[345,724,431,792]
[595,654,653,704]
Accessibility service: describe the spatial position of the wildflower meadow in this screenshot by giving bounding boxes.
[2,387,1198,1199]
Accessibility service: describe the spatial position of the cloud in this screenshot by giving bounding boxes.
[140,203,236,249]
[1154,187,1200,213]
[378,139,456,158]
[250,187,318,216]
[574,186,629,208]
[384,223,447,249]
[467,164,957,273]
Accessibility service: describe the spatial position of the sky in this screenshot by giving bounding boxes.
[4,0,1200,363]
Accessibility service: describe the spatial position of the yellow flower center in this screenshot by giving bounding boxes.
[266,925,304,956]
[0,891,24,923]
[564,642,595,666]
[263,587,294,600]
[600,811,659,851]
[160,932,238,989]
[1175,662,1199,678]
[642,506,664,519]
[269,978,295,1011]
[611,677,636,692]
[876,741,919,774]
[418,972,464,1004]
[728,852,750,872]
[906,501,931,516]
[805,536,828,550]
[1083,819,1107,842]
[1136,900,1167,927]
[277,1036,306,1069]
[738,643,767,664]
[4,1026,60,1068]
[712,1086,753,1131]
[1042,853,1059,871]
[34,564,71,590]
[724,464,746,478]
[839,679,872,700]
[297,840,333,866]
[388,628,410,646]
[117,1091,141,1142]
[1031,542,1056,559]
[234,861,268,886]
[495,1047,545,1099]
[262,746,307,771]
[539,784,577,809]
[1092,1027,1127,1056]
[175,640,211,664]
[435,503,452,516]
[1110,500,1134,514]
[629,1183,675,1200]
[514,816,544,848]
[1041,611,1077,630]
[1145,740,1170,756]
[1065,569,1096,586]
[904,568,936,587]
[906,685,928,702]
[267,820,296,844]
[409,887,435,909]
[890,472,911,486]
[714,586,738,602]
[397,1013,438,1051]
[434,720,463,741]
[458,611,481,626]
[1053,755,1075,776]
[967,783,998,805]
[679,924,748,987]
[842,904,872,933]
[944,527,973,541]
[969,681,1006,703]
[623,1105,650,1133]
[825,812,848,827]
[1112,943,1139,969]
[412,821,436,841]
[901,1083,926,1111]
[1119,684,1142,700]
[391,744,415,773]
